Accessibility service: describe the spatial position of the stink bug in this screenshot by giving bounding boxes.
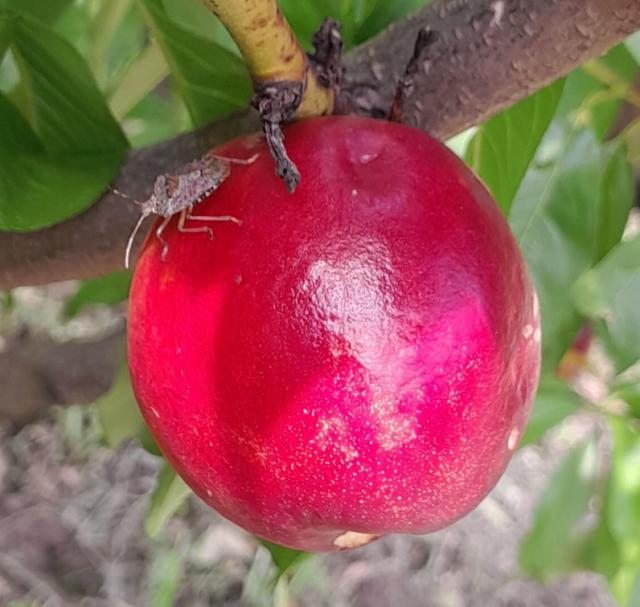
[113,152,259,268]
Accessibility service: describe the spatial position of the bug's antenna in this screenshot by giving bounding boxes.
[110,186,143,205]
[125,212,150,269]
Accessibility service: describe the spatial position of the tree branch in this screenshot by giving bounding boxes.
[1,0,639,290]
[342,0,640,136]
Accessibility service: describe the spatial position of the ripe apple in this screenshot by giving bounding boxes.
[128,115,541,551]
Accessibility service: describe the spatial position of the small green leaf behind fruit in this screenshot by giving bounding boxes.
[612,379,640,420]
[467,79,565,216]
[556,44,639,141]
[352,0,431,47]
[63,271,132,318]
[147,548,183,607]
[604,419,640,606]
[519,375,582,447]
[509,129,634,372]
[96,351,148,449]
[573,236,640,373]
[261,540,310,577]
[145,461,192,539]
[519,438,600,580]
[277,0,431,49]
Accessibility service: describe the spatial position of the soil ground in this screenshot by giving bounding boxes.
[0,415,615,607]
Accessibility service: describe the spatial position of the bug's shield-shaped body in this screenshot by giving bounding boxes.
[144,155,231,217]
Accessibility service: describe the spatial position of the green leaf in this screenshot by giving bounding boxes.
[520,375,582,447]
[573,236,640,371]
[353,0,430,46]
[108,39,169,120]
[594,144,635,262]
[63,271,132,318]
[629,575,640,607]
[0,89,40,151]
[2,290,15,312]
[138,0,251,127]
[279,0,370,49]
[146,461,192,538]
[0,15,11,56]
[273,575,292,607]
[509,128,633,371]
[0,11,128,231]
[121,89,191,148]
[277,1,326,49]
[556,44,639,141]
[243,546,280,607]
[605,419,640,606]
[159,0,238,53]
[3,0,73,24]
[277,0,430,49]
[261,540,310,576]
[148,549,183,607]
[608,419,640,543]
[573,483,621,580]
[467,80,564,215]
[97,355,146,449]
[8,13,127,153]
[89,0,146,91]
[612,379,640,419]
[519,438,599,580]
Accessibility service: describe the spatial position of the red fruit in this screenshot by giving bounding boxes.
[128,115,540,551]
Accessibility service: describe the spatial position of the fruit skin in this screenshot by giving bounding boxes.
[128,115,541,552]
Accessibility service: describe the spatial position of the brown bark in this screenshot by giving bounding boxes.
[1,0,639,290]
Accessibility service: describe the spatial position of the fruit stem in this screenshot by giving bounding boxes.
[201,1,340,191]
[201,0,335,118]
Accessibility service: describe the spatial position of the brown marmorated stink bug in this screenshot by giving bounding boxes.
[113,151,259,268]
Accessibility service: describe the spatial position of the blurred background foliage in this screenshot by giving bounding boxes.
[1,0,640,605]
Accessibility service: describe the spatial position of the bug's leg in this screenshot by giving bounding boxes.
[210,153,259,165]
[156,216,172,261]
[178,207,214,240]
[186,212,242,226]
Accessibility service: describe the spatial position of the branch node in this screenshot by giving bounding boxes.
[252,81,304,192]
[388,27,437,123]
[309,17,344,91]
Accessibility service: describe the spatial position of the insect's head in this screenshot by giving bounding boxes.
[110,186,156,269]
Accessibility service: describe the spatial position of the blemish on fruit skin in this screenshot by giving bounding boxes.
[333,531,378,549]
[369,394,417,451]
[313,416,359,461]
[533,327,541,343]
[522,324,533,339]
[150,407,160,419]
[358,153,378,164]
[507,426,520,451]
[532,291,540,319]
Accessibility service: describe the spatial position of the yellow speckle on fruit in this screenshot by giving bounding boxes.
[333,531,378,549]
